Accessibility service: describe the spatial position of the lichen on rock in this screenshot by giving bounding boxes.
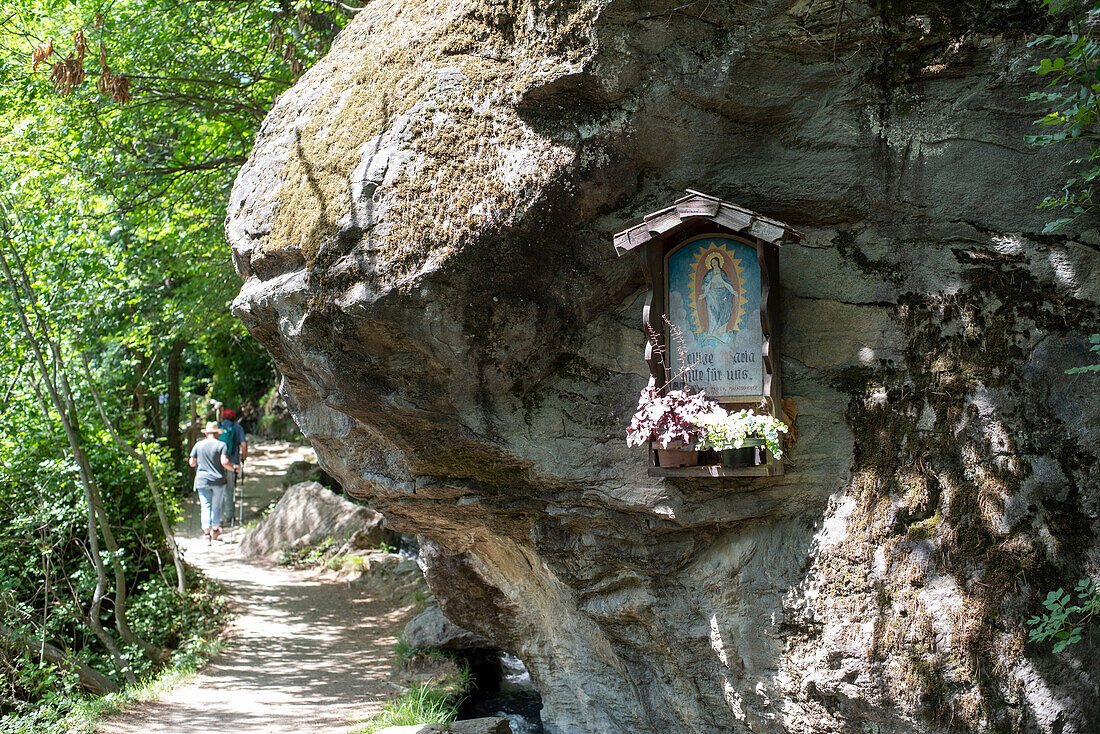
[230,0,601,290]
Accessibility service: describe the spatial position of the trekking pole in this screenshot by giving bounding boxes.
[238,465,245,525]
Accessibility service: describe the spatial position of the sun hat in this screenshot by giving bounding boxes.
[203,421,220,434]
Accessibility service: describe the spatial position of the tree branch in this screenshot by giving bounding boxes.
[0,623,119,696]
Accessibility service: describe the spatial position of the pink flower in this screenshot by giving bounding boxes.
[625,383,719,449]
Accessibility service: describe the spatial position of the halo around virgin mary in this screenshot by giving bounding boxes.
[701,253,737,345]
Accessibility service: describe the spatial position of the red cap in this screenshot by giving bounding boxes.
[223,409,236,419]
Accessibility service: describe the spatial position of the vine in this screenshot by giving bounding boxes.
[1025,0,1100,232]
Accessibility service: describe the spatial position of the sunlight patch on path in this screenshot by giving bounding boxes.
[98,441,409,734]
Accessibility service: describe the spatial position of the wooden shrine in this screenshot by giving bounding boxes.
[613,190,799,477]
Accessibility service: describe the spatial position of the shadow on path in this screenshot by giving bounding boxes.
[99,442,413,734]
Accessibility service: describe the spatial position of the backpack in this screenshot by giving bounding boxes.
[218,422,239,457]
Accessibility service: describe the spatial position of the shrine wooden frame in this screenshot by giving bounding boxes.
[612,191,798,478]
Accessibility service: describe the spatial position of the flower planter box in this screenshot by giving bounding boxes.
[655,442,699,468]
[647,439,782,478]
[719,439,765,468]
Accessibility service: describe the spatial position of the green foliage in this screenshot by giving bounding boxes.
[391,639,473,697]
[325,553,367,571]
[0,402,194,697]
[350,683,459,734]
[1026,0,1100,232]
[1027,578,1100,652]
[191,330,277,414]
[392,636,463,670]
[0,0,351,721]
[281,536,397,569]
[393,634,417,667]
[277,537,339,567]
[1,632,226,734]
[1066,333,1100,373]
[360,640,474,733]
[127,574,229,652]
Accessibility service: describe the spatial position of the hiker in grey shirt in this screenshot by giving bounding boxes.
[189,421,239,541]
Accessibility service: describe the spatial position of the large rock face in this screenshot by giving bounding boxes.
[228,1,1100,732]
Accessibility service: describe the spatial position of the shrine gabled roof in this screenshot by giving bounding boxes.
[612,190,800,255]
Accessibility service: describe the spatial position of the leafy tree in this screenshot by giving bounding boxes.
[0,0,351,469]
[0,0,355,723]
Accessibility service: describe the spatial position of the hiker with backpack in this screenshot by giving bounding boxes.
[189,421,239,541]
[218,409,247,526]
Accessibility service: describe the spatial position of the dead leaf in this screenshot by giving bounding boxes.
[73,30,87,62]
[51,54,85,95]
[31,39,54,70]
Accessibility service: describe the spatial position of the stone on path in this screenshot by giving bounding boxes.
[403,605,493,651]
[374,717,511,734]
[240,480,388,558]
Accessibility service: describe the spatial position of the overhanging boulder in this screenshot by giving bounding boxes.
[228,1,1100,732]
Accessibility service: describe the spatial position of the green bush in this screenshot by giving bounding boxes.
[350,683,458,734]
[1028,578,1100,652]
[0,410,229,723]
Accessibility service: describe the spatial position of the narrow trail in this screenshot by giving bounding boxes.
[98,441,414,734]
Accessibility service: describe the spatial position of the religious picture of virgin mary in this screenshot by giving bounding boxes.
[701,254,737,345]
[665,236,763,398]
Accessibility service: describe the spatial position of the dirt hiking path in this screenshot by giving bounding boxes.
[99,441,412,734]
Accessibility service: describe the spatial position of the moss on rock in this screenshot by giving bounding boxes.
[257,0,602,290]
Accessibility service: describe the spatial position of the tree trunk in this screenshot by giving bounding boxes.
[84,354,187,596]
[166,339,185,471]
[0,623,120,695]
[133,353,160,440]
[0,246,165,670]
[26,379,137,686]
[188,393,199,451]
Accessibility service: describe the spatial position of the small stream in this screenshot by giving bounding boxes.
[456,651,544,734]
[396,535,544,733]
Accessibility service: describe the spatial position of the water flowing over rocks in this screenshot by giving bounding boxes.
[228,1,1100,731]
